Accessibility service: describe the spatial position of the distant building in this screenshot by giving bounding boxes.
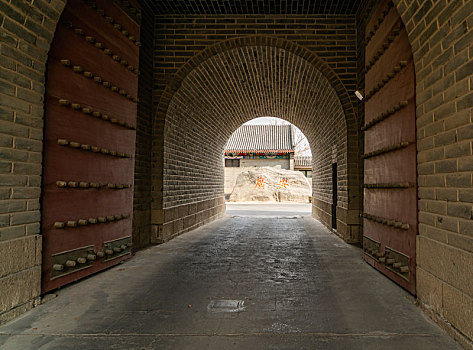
[224,125,295,196]
[294,156,312,179]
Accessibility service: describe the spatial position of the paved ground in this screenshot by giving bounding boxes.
[0,208,461,349]
[226,202,312,217]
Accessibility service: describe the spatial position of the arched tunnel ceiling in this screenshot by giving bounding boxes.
[141,0,360,15]
[163,45,348,208]
[166,45,345,152]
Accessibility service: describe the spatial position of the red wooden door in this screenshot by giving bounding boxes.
[41,0,141,292]
[362,0,417,294]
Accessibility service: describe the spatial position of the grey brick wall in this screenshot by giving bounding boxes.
[357,0,473,344]
[152,15,361,242]
[0,0,66,323]
[0,0,471,344]
[163,44,348,205]
[153,15,358,108]
[0,0,64,242]
[0,0,152,323]
[398,0,473,343]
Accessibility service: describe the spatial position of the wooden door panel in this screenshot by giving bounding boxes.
[366,2,398,57]
[364,113,416,154]
[364,188,418,223]
[364,145,417,183]
[366,31,410,87]
[48,28,139,94]
[92,0,141,50]
[62,1,140,66]
[365,62,415,120]
[363,0,417,294]
[46,62,138,118]
[41,0,140,292]
[44,107,136,159]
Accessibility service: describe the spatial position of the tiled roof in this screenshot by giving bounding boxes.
[225,125,294,152]
[295,156,312,168]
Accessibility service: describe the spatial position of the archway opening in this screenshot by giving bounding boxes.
[154,41,358,243]
[223,117,313,217]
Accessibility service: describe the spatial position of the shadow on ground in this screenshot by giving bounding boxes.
[0,210,462,350]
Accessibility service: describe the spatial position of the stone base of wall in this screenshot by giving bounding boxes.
[132,209,152,250]
[0,235,42,326]
[312,198,361,244]
[417,236,473,346]
[0,295,41,326]
[313,197,331,227]
[417,274,473,350]
[152,197,226,243]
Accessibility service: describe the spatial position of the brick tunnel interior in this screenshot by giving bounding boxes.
[0,0,472,346]
[152,37,360,243]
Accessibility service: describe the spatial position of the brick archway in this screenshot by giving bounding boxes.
[151,36,361,242]
[155,35,356,122]
[1,1,472,342]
